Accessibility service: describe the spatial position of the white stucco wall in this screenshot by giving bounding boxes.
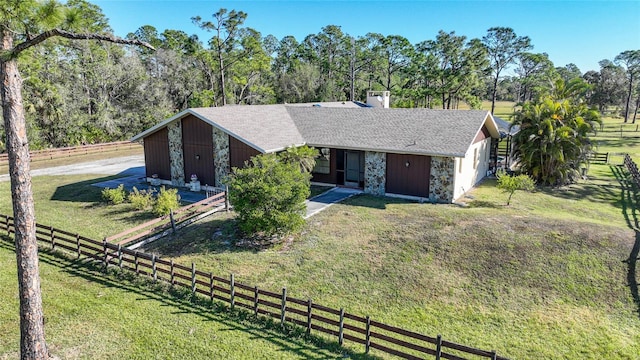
[453,138,492,200]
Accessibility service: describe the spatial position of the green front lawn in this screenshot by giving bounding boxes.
[0,241,347,359]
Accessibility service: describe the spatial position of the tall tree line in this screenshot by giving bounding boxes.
[5,4,639,152]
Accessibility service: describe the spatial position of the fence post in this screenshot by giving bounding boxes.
[210,273,214,302]
[306,299,313,335]
[436,334,442,360]
[170,259,175,285]
[281,287,287,327]
[225,185,229,212]
[50,225,55,249]
[338,308,344,346]
[102,239,108,270]
[365,316,371,354]
[254,286,259,317]
[76,234,81,258]
[134,251,139,275]
[230,273,235,310]
[152,254,157,281]
[4,215,9,236]
[191,263,196,294]
[118,244,122,269]
[170,210,176,233]
[491,350,497,360]
[606,152,610,164]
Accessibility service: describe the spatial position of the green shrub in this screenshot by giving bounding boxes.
[152,187,180,216]
[496,170,535,205]
[101,184,127,205]
[128,187,155,210]
[228,152,311,238]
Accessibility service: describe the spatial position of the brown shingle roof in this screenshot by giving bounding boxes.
[132,104,497,157]
[289,107,493,157]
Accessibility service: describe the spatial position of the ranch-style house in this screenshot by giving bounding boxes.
[132,93,500,203]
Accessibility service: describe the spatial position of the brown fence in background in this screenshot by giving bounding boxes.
[589,152,610,164]
[0,141,141,164]
[0,214,507,360]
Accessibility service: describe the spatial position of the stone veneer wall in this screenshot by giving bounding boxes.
[429,156,455,203]
[167,121,185,186]
[212,127,230,187]
[364,151,386,196]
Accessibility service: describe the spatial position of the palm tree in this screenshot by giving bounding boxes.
[511,80,601,185]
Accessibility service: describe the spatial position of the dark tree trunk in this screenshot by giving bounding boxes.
[624,73,633,123]
[632,93,640,124]
[1,30,48,359]
[491,74,499,115]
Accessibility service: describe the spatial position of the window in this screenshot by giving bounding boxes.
[313,148,331,174]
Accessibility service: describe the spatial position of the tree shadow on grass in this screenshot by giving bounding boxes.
[538,173,625,208]
[610,164,640,319]
[49,175,115,203]
[0,239,376,360]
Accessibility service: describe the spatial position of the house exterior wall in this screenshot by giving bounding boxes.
[167,120,185,186]
[453,138,492,200]
[213,127,230,187]
[143,127,171,180]
[364,151,386,196]
[429,156,455,203]
[229,136,261,169]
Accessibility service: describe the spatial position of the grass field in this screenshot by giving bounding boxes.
[1,113,639,358]
[0,241,348,359]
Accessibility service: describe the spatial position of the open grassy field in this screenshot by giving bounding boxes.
[0,114,639,359]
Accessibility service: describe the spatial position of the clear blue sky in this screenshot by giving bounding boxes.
[91,0,639,73]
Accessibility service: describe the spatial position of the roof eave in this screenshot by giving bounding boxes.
[307,143,464,158]
[130,109,193,141]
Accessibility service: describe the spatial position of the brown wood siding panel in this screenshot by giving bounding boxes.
[143,128,171,180]
[311,148,337,184]
[182,115,215,186]
[386,154,430,197]
[473,125,491,144]
[229,136,261,169]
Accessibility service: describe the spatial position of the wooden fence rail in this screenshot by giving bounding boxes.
[0,141,140,164]
[624,154,640,185]
[0,214,507,360]
[589,152,609,164]
[106,191,227,247]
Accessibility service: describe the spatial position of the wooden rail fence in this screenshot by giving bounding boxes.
[589,152,609,164]
[0,141,140,164]
[107,190,227,248]
[624,154,640,185]
[0,214,508,360]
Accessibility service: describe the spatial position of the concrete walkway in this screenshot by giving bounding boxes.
[305,187,362,218]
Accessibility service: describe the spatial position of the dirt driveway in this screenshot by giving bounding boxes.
[0,155,145,181]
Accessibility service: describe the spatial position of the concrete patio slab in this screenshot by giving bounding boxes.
[305,187,362,218]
